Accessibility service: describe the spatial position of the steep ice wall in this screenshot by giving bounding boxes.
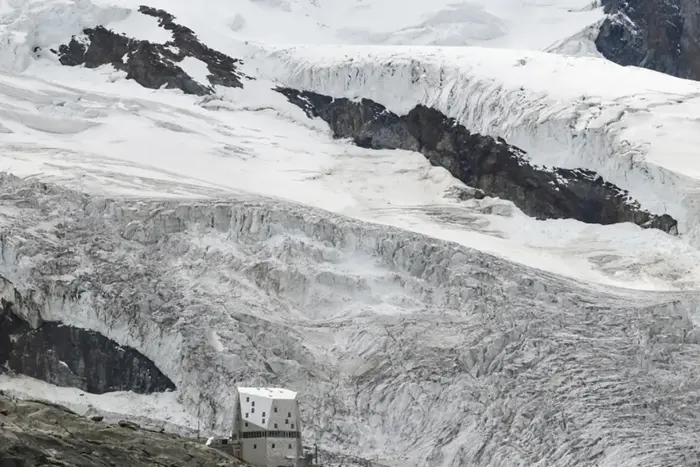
[2,174,700,467]
[0,0,131,73]
[0,298,175,394]
[251,45,700,243]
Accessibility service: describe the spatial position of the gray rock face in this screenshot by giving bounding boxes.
[55,5,245,94]
[595,0,700,80]
[277,87,678,234]
[0,280,175,394]
[0,393,238,467]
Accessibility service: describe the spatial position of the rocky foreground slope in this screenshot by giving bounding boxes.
[0,392,238,467]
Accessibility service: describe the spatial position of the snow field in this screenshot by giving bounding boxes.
[0,66,697,290]
[251,44,700,244]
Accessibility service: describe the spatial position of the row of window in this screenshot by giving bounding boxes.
[243,400,292,418]
[251,443,294,450]
[244,419,294,429]
[239,430,300,439]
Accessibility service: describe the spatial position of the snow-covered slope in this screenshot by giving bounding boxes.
[66,0,603,49]
[0,61,698,291]
[1,1,700,466]
[0,375,199,435]
[254,44,700,234]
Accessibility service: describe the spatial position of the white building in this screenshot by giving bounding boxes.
[231,387,306,467]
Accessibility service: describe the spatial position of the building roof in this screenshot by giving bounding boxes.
[237,387,297,400]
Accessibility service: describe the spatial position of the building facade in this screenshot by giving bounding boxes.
[232,387,305,467]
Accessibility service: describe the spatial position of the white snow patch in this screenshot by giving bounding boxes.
[107,9,173,43]
[207,330,225,352]
[179,55,210,85]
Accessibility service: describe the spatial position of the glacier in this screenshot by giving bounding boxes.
[0,0,700,466]
[2,173,700,467]
[252,44,700,242]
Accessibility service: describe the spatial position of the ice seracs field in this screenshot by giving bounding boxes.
[2,0,700,466]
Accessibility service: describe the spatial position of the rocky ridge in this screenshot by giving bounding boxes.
[278,87,678,234]
[0,392,239,467]
[56,5,245,95]
[595,0,700,80]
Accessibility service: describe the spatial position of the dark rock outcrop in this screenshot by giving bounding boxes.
[55,5,244,95]
[0,280,175,394]
[278,87,678,233]
[0,394,239,467]
[595,0,700,81]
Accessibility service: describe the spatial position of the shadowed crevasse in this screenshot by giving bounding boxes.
[277,87,677,234]
[0,277,175,394]
[54,5,244,95]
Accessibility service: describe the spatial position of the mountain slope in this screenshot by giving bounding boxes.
[1,1,700,467]
[0,391,240,466]
[595,0,700,80]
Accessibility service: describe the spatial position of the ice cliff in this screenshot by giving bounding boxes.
[1,174,699,466]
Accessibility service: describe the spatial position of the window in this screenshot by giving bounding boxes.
[262,412,266,417]
[251,408,255,413]
[262,419,266,424]
[274,423,278,429]
[272,443,276,448]
[288,412,291,417]
[252,401,255,407]
[253,444,257,449]
[245,413,248,418]
[246,397,249,402]
[274,407,278,413]
[285,419,288,424]
[288,444,292,449]
[291,423,294,429]
[245,422,249,427]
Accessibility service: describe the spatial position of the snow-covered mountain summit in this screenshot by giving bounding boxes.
[2,1,700,466]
